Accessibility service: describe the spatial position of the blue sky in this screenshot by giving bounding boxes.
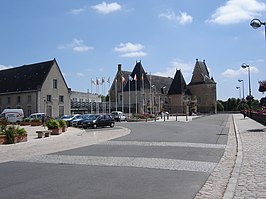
[0,0,266,101]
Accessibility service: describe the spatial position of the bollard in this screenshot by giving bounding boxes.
[176,114,177,121]
[167,114,169,120]
[164,114,165,121]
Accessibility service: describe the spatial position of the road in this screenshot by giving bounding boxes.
[0,114,230,199]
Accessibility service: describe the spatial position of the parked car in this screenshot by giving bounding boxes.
[82,114,115,129]
[111,111,127,122]
[62,114,80,126]
[72,114,91,127]
[27,113,45,122]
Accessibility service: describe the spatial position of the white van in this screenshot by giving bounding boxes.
[1,109,24,123]
[111,111,127,122]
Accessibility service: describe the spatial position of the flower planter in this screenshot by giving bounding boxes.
[62,126,67,132]
[20,121,30,126]
[0,134,27,144]
[30,122,42,126]
[50,128,62,135]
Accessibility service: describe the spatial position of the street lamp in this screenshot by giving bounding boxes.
[151,85,156,114]
[241,63,251,97]
[238,79,245,99]
[236,86,241,99]
[250,18,266,41]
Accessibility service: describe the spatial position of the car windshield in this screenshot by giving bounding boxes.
[82,114,91,119]
[88,115,100,120]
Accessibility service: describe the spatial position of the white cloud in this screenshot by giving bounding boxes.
[159,10,193,25]
[114,42,144,52]
[76,72,85,77]
[91,1,121,14]
[0,64,12,70]
[114,42,147,58]
[69,8,85,15]
[207,0,266,25]
[120,51,147,58]
[57,38,94,52]
[154,59,193,80]
[222,66,259,77]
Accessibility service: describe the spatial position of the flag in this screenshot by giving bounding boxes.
[96,78,102,85]
[102,77,105,84]
[107,77,110,83]
[141,73,144,81]
[129,75,133,81]
[91,79,96,85]
[134,74,137,81]
[122,75,126,84]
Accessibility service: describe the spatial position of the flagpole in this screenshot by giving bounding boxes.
[134,74,137,114]
[121,76,124,113]
[129,75,131,117]
[115,78,117,111]
[142,73,144,114]
[108,77,111,114]
[149,73,152,114]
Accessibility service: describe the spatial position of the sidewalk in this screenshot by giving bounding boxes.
[195,114,266,199]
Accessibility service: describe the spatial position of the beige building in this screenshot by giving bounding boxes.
[110,59,217,115]
[0,59,71,117]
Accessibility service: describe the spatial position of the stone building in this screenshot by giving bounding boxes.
[0,59,71,117]
[109,59,217,115]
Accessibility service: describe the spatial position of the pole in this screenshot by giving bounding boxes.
[242,81,245,99]
[115,79,117,111]
[135,77,137,114]
[129,76,131,117]
[149,73,152,114]
[108,77,111,114]
[142,73,144,114]
[122,77,124,113]
[248,67,251,96]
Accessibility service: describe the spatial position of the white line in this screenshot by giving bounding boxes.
[18,155,217,173]
[100,141,226,149]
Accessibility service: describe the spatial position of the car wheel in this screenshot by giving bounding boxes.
[110,122,114,128]
[92,124,97,129]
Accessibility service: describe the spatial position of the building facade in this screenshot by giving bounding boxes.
[0,59,71,117]
[109,59,217,115]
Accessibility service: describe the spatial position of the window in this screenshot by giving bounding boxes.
[47,95,51,102]
[53,79,57,89]
[17,96,21,103]
[47,105,52,117]
[27,95,32,103]
[7,97,11,104]
[27,106,32,116]
[59,106,64,116]
[59,96,64,103]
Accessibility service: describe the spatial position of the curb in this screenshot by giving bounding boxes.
[222,115,243,198]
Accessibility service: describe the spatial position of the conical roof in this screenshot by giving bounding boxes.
[168,70,187,95]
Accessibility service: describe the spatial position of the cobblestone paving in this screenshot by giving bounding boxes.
[194,116,237,199]
[233,130,266,198]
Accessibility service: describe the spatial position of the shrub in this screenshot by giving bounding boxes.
[46,119,60,129]
[0,125,26,144]
[31,118,42,123]
[58,119,66,128]
[23,118,30,122]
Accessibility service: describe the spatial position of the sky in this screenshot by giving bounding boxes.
[0,0,266,101]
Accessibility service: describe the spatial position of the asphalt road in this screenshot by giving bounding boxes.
[0,114,230,199]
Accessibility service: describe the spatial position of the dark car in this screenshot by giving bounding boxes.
[82,114,115,129]
[73,114,92,127]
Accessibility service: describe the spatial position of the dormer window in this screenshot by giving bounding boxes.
[53,79,58,89]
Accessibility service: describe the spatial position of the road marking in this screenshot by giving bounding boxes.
[100,141,226,149]
[18,155,217,173]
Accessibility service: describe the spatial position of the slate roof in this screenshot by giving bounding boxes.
[168,70,187,95]
[123,61,172,93]
[189,59,216,85]
[0,59,55,93]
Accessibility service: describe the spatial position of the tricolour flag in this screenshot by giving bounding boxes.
[129,75,133,81]
[134,74,137,81]
[91,79,96,85]
[122,75,126,84]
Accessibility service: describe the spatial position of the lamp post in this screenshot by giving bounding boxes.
[250,18,266,42]
[151,85,156,114]
[241,63,251,97]
[236,86,241,99]
[238,79,245,99]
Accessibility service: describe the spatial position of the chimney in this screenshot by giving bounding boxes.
[118,64,122,72]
